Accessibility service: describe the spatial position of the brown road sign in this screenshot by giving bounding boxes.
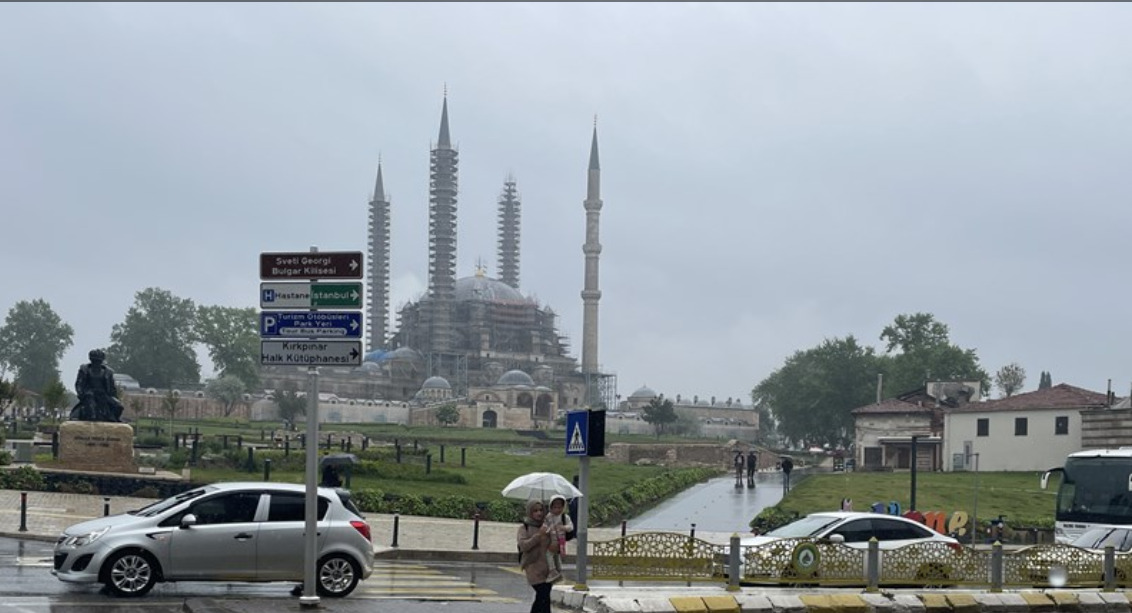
[260,251,364,280]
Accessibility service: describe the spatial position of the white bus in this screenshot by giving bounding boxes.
[1042,448,1132,544]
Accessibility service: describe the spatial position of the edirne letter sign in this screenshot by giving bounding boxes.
[260,251,364,280]
[260,340,362,366]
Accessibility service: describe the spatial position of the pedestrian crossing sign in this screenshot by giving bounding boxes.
[565,410,588,456]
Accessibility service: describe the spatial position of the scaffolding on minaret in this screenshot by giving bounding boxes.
[428,95,458,353]
[367,160,390,351]
[497,175,521,290]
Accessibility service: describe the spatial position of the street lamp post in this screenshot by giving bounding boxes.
[967,452,980,546]
[910,435,921,511]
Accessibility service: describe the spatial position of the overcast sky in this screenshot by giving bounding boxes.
[3,3,1131,403]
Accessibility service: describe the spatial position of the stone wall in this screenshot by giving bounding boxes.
[606,442,779,468]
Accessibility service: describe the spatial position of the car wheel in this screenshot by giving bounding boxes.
[103,550,159,597]
[316,553,360,597]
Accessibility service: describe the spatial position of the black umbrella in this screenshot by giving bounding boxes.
[319,453,358,488]
[319,453,359,468]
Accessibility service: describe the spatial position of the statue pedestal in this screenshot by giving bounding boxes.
[58,421,137,474]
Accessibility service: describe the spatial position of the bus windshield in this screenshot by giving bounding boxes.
[1057,457,1132,524]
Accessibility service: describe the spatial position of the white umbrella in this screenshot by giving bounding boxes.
[501,472,583,501]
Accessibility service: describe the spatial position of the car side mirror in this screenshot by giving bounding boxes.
[828,533,846,544]
[180,514,198,529]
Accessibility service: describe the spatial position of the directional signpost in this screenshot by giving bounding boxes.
[259,249,364,608]
[260,311,363,338]
[260,282,362,309]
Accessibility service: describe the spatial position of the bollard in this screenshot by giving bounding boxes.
[621,520,627,537]
[344,465,352,489]
[246,447,255,472]
[18,492,27,532]
[346,438,352,453]
[472,513,481,550]
[51,432,59,459]
[222,435,229,449]
[866,537,879,592]
[264,458,272,481]
[690,523,696,539]
[190,438,199,465]
[727,534,740,591]
[237,435,242,449]
[440,445,445,463]
[340,439,346,451]
[1105,545,1116,592]
[396,445,402,464]
[426,454,432,474]
[103,497,111,517]
[326,434,333,450]
[990,541,1003,592]
[260,429,265,441]
[284,438,290,457]
[414,439,418,451]
[392,514,400,548]
[461,447,466,467]
[362,437,369,451]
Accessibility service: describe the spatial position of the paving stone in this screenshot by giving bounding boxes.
[1099,593,1131,613]
[598,596,646,613]
[734,593,774,613]
[892,594,927,613]
[860,592,903,613]
[637,598,678,613]
[945,593,981,613]
[971,593,1005,613]
[1018,593,1056,613]
[800,595,837,613]
[994,593,1030,613]
[767,594,807,613]
[702,595,740,613]
[1076,592,1108,613]
[920,593,952,613]
[1048,592,1080,613]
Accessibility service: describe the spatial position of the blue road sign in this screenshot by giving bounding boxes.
[260,311,363,338]
[565,410,589,456]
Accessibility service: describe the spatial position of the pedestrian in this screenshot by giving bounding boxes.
[733,451,744,484]
[543,494,573,583]
[780,456,794,492]
[840,497,852,511]
[517,499,558,613]
[566,475,579,542]
[746,450,758,485]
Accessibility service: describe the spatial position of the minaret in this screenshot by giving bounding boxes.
[497,175,521,289]
[427,94,458,352]
[581,123,602,377]
[366,160,390,351]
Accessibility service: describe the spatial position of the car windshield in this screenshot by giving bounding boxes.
[131,486,214,517]
[1071,528,1132,551]
[766,515,841,538]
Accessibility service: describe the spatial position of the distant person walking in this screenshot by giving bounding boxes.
[746,450,758,487]
[733,451,744,486]
[780,456,794,493]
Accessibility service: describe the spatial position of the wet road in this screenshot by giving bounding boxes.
[628,470,786,533]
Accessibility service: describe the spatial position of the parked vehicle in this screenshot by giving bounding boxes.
[738,512,961,584]
[52,482,374,597]
[1041,448,1132,544]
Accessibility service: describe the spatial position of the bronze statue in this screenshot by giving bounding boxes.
[69,349,124,422]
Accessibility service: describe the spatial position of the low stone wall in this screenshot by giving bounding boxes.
[606,443,779,469]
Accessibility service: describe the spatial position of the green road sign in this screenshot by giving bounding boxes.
[260,282,363,309]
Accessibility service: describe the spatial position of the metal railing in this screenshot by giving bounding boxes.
[588,532,1130,591]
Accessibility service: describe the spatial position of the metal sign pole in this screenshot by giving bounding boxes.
[574,454,590,590]
[300,246,321,608]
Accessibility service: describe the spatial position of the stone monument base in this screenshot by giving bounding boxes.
[58,421,137,474]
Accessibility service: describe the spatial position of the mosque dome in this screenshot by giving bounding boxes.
[629,385,659,399]
[363,350,387,363]
[497,370,535,387]
[384,347,422,361]
[454,273,529,304]
[421,376,451,390]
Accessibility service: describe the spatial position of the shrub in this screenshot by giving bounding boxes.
[55,480,98,495]
[130,486,161,498]
[0,450,11,466]
[1,466,46,490]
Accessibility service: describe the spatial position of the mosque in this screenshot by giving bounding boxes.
[258,97,616,428]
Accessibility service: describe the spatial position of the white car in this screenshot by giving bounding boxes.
[738,512,961,584]
[53,482,374,597]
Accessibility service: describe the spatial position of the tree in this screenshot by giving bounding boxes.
[878,312,989,397]
[205,376,247,418]
[1039,371,1053,389]
[41,379,69,416]
[435,403,459,426]
[0,377,20,418]
[641,397,678,438]
[275,383,306,428]
[107,288,200,389]
[162,389,181,440]
[196,305,260,391]
[753,336,879,449]
[0,299,74,392]
[994,363,1027,398]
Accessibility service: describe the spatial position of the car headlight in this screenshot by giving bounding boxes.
[64,526,110,547]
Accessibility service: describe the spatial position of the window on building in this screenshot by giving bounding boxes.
[1015,417,1028,436]
[977,418,989,437]
[1055,416,1069,435]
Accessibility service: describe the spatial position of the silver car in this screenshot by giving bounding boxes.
[52,482,374,597]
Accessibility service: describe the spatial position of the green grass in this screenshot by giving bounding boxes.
[780,470,1060,526]
[188,446,681,502]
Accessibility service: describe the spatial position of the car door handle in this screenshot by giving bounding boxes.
[234,533,254,541]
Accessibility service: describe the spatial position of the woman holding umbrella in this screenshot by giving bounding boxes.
[517,499,559,613]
